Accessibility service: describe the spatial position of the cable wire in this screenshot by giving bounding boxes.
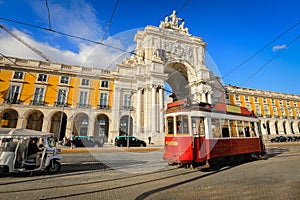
[177,0,192,14]
[45,0,52,30]
[101,0,119,41]
[241,33,300,86]
[223,20,300,79]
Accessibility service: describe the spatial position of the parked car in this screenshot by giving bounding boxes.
[270,136,287,143]
[71,136,104,147]
[115,136,146,147]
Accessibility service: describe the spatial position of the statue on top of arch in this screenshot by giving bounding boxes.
[159,10,189,35]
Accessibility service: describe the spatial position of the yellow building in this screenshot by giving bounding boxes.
[226,85,300,140]
[0,56,115,142]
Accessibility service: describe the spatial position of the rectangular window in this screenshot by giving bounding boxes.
[237,121,244,137]
[101,80,109,88]
[33,87,44,105]
[245,96,249,102]
[124,94,131,109]
[230,120,238,137]
[37,74,47,82]
[81,79,89,86]
[244,122,251,137]
[79,91,88,107]
[176,115,189,134]
[211,118,221,138]
[56,89,67,106]
[60,76,69,84]
[254,97,258,103]
[235,95,239,101]
[191,117,205,136]
[99,93,108,108]
[13,71,24,79]
[7,85,20,103]
[166,116,174,135]
[221,119,230,137]
[250,122,257,137]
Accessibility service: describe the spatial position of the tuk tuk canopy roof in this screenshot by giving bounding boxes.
[0,128,53,137]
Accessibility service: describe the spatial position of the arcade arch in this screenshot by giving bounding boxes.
[50,111,67,141]
[26,110,44,131]
[73,113,89,136]
[94,114,110,142]
[0,109,18,128]
[120,115,133,136]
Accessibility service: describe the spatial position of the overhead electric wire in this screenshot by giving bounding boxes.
[177,0,192,14]
[223,20,300,79]
[45,0,52,30]
[241,33,300,86]
[100,0,119,41]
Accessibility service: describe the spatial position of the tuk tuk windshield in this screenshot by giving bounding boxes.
[47,137,56,148]
[0,137,18,152]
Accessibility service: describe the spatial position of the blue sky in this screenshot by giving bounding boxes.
[0,0,299,95]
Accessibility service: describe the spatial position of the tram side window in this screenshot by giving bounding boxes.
[244,122,251,137]
[250,122,257,137]
[192,117,205,136]
[221,119,230,137]
[166,117,174,135]
[176,115,189,134]
[211,118,221,138]
[230,120,238,137]
[237,121,245,137]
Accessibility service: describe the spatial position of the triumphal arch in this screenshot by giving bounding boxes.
[110,11,225,144]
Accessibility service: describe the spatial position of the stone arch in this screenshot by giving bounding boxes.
[26,110,44,131]
[164,62,192,100]
[73,113,89,136]
[94,114,110,142]
[266,120,271,135]
[49,111,67,141]
[290,121,294,134]
[0,109,18,128]
[283,121,287,134]
[119,115,133,136]
[275,121,279,134]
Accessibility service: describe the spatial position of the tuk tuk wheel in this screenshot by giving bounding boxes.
[47,160,61,174]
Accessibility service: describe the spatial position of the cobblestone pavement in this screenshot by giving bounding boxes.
[0,145,299,200]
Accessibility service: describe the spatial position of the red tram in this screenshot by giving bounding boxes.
[163,99,266,168]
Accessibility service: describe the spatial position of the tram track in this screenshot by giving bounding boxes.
[0,163,178,193]
[0,162,237,200]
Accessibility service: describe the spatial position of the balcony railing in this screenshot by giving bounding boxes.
[30,100,46,106]
[77,103,91,108]
[98,105,110,109]
[122,106,135,111]
[54,102,69,107]
[4,99,21,104]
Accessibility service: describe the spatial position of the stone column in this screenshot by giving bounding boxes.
[16,116,26,129]
[110,88,121,142]
[159,87,164,133]
[136,88,142,133]
[65,117,72,137]
[151,85,156,134]
[41,117,49,132]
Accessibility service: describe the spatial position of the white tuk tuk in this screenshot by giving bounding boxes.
[0,128,62,175]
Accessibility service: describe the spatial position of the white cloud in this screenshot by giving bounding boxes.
[29,0,103,42]
[0,1,140,69]
[0,26,138,69]
[272,44,287,52]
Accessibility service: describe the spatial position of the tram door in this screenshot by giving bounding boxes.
[191,117,206,162]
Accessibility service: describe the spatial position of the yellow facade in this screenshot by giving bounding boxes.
[0,56,115,140]
[226,85,300,138]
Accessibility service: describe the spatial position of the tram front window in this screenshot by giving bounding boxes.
[166,117,174,135]
[176,115,189,134]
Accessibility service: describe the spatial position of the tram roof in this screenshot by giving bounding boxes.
[166,99,254,117]
[0,128,53,137]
